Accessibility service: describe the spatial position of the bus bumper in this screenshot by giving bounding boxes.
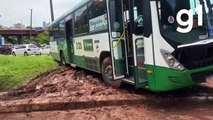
[146,65,213,91]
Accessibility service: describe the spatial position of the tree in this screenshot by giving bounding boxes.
[22,37,31,44]
[0,25,3,29]
[35,30,50,45]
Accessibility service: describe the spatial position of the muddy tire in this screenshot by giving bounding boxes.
[60,52,66,66]
[101,57,121,87]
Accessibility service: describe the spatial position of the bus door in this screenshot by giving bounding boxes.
[129,0,148,87]
[107,0,129,80]
[65,16,74,64]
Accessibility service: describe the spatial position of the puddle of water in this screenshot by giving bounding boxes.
[188,96,213,102]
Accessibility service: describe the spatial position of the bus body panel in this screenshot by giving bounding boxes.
[50,39,70,64]
[73,33,110,58]
[72,32,110,73]
[150,1,174,68]
[147,65,213,91]
[50,41,60,61]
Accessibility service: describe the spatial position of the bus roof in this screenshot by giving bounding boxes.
[49,0,90,27]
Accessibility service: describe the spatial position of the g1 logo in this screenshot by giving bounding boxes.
[176,5,203,33]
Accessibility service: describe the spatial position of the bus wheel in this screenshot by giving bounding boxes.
[60,52,66,66]
[101,57,121,88]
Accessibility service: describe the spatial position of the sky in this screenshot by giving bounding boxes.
[0,0,81,27]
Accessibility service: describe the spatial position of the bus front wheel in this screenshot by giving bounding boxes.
[101,57,121,88]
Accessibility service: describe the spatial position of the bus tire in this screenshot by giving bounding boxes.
[101,57,121,88]
[60,52,66,66]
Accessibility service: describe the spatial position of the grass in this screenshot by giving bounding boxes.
[0,55,58,91]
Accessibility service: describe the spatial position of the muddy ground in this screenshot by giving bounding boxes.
[1,68,129,100]
[0,67,213,120]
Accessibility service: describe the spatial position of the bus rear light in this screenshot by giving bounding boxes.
[160,49,185,71]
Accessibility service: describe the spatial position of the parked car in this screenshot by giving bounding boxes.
[39,45,51,55]
[0,44,12,55]
[12,44,40,56]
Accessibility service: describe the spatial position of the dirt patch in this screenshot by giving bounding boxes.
[1,68,129,101]
[0,68,213,120]
[0,104,213,120]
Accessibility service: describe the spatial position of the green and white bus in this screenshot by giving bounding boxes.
[49,0,213,91]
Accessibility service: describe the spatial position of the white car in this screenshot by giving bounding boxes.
[12,44,40,56]
[39,45,51,55]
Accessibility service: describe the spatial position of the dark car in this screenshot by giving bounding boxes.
[0,44,12,55]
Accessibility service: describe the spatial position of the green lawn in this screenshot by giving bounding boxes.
[0,56,58,91]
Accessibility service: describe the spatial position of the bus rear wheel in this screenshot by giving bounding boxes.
[60,52,66,66]
[101,57,121,88]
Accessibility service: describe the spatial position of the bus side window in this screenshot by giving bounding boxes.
[133,1,143,35]
[52,24,59,40]
[59,20,65,39]
[74,6,88,35]
[88,0,106,20]
[88,0,107,33]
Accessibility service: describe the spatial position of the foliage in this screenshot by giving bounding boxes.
[0,25,3,29]
[22,37,31,44]
[35,30,50,45]
[0,56,58,91]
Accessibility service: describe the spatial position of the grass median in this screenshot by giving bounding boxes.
[0,56,58,91]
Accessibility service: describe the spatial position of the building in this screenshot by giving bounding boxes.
[43,21,50,30]
[13,23,25,29]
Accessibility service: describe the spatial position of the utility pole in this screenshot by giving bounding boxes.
[30,9,33,40]
[21,20,23,42]
[49,0,54,22]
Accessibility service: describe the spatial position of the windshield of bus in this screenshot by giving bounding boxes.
[158,0,213,46]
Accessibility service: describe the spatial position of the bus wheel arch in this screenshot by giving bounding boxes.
[60,50,66,66]
[100,51,111,68]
